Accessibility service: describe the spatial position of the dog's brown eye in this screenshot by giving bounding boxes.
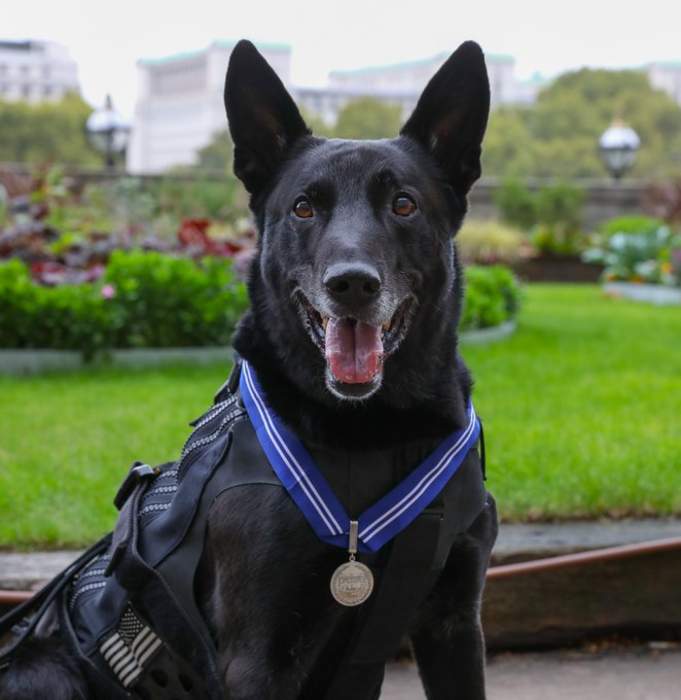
[392,194,417,217]
[293,198,314,219]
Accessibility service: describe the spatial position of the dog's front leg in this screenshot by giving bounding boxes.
[220,652,303,700]
[411,608,487,700]
[410,498,498,700]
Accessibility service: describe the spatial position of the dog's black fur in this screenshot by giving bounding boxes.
[0,40,498,700]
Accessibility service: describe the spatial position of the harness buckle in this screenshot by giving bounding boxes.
[113,462,157,511]
[213,358,242,404]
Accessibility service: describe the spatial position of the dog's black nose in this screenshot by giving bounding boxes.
[323,263,381,306]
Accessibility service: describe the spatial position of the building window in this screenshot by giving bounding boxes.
[43,66,51,79]
[21,84,30,99]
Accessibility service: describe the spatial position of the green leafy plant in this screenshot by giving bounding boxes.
[461,265,521,331]
[493,179,538,231]
[103,250,248,348]
[598,215,667,238]
[494,179,586,255]
[583,225,681,286]
[532,183,585,255]
[0,259,110,358]
[0,252,249,356]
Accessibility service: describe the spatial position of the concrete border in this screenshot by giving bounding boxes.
[0,347,233,375]
[460,320,517,344]
[603,282,681,305]
[4,518,677,591]
[0,350,83,374]
[0,321,516,375]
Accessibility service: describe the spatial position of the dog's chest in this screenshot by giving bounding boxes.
[201,439,440,645]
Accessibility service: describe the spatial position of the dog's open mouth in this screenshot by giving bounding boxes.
[295,293,414,388]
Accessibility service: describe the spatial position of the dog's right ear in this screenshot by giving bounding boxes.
[400,42,490,197]
[224,40,310,196]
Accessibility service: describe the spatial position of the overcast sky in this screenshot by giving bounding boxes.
[5,0,681,116]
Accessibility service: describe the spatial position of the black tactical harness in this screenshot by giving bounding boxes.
[0,362,489,699]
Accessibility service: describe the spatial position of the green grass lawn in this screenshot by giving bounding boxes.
[1,284,680,548]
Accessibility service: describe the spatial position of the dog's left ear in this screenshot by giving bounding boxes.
[224,40,310,195]
[401,41,490,196]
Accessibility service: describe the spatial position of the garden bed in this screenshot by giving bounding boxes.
[513,254,603,283]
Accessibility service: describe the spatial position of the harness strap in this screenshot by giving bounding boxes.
[323,513,441,699]
[322,444,487,700]
[106,462,157,579]
[0,534,112,669]
[105,464,226,699]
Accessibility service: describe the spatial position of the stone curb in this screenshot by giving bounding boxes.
[0,322,517,375]
[0,347,234,375]
[2,518,678,591]
[459,320,517,344]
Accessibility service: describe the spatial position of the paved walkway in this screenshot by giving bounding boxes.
[381,645,681,700]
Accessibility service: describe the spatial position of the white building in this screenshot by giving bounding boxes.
[646,61,681,105]
[0,40,79,104]
[128,42,541,173]
[127,40,291,174]
[296,51,540,126]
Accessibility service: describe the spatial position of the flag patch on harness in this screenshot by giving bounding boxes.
[99,605,162,688]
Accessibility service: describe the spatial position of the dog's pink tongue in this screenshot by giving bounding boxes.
[325,319,383,384]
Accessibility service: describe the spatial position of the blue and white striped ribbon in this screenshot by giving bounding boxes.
[239,361,480,553]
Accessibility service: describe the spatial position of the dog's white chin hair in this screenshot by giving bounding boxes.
[324,367,383,402]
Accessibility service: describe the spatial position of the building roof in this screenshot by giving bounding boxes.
[329,50,514,77]
[647,60,681,70]
[0,40,42,52]
[295,85,418,100]
[138,39,290,66]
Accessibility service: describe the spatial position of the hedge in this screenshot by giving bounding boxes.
[461,265,521,330]
[0,254,519,357]
[0,251,248,358]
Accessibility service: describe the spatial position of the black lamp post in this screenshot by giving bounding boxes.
[86,95,130,170]
[599,119,640,181]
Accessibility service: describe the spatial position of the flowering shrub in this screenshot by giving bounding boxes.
[583,223,681,286]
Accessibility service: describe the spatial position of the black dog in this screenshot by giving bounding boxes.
[0,40,497,700]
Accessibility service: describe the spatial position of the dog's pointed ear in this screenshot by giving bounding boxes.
[400,41,490,196]
[225,40,310,195]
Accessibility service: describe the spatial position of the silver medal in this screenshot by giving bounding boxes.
[330,520,374,607]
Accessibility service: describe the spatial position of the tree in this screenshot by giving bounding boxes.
[0,93,100,166]
[333,98,403,140]
[482,68,681,179]
[195,130,234,172]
